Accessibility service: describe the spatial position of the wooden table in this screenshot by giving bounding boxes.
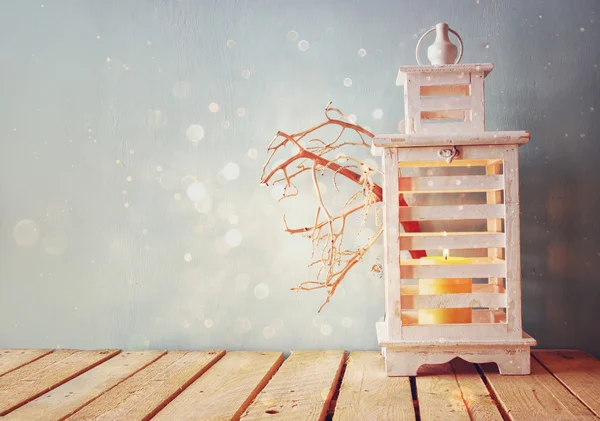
[0,349,598,420]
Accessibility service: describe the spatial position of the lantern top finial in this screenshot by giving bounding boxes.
[416,22,464,65]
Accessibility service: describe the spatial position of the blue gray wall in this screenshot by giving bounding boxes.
[1,0,599,356]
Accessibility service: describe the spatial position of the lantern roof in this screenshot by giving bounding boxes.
[396,63,494,86]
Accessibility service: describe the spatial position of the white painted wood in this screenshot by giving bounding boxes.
[384,346,530,376]
[470,71,485,131]
[420,95,472,111]
[381,61,532,376]
[382,148,402,339]
[401,292,507,309]
[404,74,421,133]
[421,121,474,134]
[399,232,506,250]
[397,144,507,164]
[398,174,503,193]
[377,322,535,346]
[417,71,472,86]
[400,263,506,279]
[502,145,523,339]
[397,158,502,168]
[399,204,505,221]
[373,131,530,147]
[400,63,494,76]
[401,322,508,341]
[486,162,504,291]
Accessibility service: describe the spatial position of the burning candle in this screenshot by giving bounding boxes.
[419,248,473,325]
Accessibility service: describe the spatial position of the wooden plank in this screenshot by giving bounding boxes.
[483,357,597,420]
[400,63,493,77]
[0,349,53,377]
[153,352,283,421]
[399,204,504,221]
[373,131,530,147]
[241,350,345,421]
[399,232,506,251]
[420,84,470,96]
[486,162,504,290]
[383,148,402,339]
[450,358,504,420]
[421,121,474,134]
[416,363,472,421]
[398,174,504,194]
[0,349,120,416]
[503,146,522,338]
[65,350,225,421]
[405,74,421,133]
[397,159,503,169]
[401,323,507,341]
[420,96,472,111]
[400,263,506,279]
[401,292,507,309]
[3,351,165,421]
[333,352,415,421]
[398,145,508,166]
[470,71,485,131]
[417,71,471,86]
[534,350,600,417]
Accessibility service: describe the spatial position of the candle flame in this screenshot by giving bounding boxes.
[443,249,449,260]
[443,231,447,236]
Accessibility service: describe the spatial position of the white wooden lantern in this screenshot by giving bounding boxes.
[373,35,536,376]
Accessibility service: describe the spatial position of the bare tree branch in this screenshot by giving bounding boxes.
[260,102,425,311]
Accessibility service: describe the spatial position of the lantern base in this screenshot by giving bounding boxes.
[376,321,536,377]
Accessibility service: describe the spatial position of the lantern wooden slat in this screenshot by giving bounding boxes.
[374,62,536,376]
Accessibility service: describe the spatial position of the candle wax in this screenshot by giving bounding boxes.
[418,255,473,325]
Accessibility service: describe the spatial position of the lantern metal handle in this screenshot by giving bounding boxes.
[415,27,464,66]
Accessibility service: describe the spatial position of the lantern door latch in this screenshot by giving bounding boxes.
[438,146,460,163]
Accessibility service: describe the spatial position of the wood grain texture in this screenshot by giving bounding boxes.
[401,291,506,310]
[399,232,505,251]
[420,95,472,112]
[400,262,506,280]
[0,349,53,377]
[416,363,472,420]
[374,131,530,148]
[240,350,345,421]
[398,174,504,194]
[534,350,600,417]
[405,74,421,133]
[65,350,225,421]
[3,350,165,421]
[502,146,522,338]
[483,357,597,420]
[382,147,402,339]
[333,352,415,421]
[450,358,503,421]
[399,204,505,221]
[153,351,283,421]
[469,71,485,131]
[400,63,494,76]
[486,162,504,290]
[400,322,507,341]
[0,349,120,416]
